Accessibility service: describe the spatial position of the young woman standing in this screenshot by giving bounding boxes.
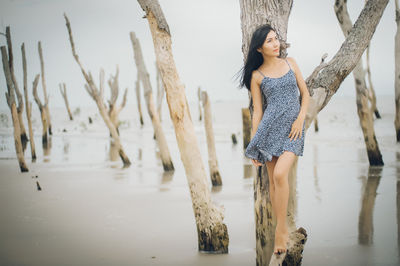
[239,24,310,255]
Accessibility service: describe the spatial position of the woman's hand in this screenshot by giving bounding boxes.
[289,117,304,141]
[251,158,263,167]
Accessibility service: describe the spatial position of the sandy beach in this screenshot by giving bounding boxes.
[0,95,399,265]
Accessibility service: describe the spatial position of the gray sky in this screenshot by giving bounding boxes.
[0,0,396,109]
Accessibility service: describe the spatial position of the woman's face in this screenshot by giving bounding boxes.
[257,30,280,57]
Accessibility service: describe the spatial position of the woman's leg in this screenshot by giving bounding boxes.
[273,150,296,254]
[265,156,278,215]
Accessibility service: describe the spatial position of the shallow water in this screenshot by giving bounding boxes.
[0,95,399,265]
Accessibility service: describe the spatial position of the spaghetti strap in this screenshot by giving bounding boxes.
[285,58,291,70]
[256,69,266,78]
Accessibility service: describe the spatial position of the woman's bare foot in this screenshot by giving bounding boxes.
[274,225,289,255]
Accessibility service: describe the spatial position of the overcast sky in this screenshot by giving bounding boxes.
[0,0,396,109]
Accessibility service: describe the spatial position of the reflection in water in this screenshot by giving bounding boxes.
[243,163,255,179]
[358,166,382,245]
[109,141,119,164]
[63,137,69,161]
[159,171,175,192]
[312,143,321,202]
[43,137,52,163]
[138,148,142,161]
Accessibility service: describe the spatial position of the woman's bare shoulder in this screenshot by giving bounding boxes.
[251,69,264,86]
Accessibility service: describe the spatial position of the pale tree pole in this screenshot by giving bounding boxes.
[395,0,400,141]
[107,65,128,134]
[240,0,389,264]
[201,90,222,186]
[5,27,28,149]
[135,72,144,126]
[197,86,202,121]
[32,73,48,145]
[334,0,384,166]
[59,83,73,121]
[38,41,52,135]
[22,43,37,161]
[137,0,229,253]
[1,46,28,172]
[64,13,131,167]
[130,31,174,171]
[365,44,381,119]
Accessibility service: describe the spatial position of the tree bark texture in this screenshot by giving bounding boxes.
[156,61,164,122]
[130,31,174,171]
[1,46,28,172]
[242,107,251,149]
[201,91,222,186]
[64,13,131,167]
[137,0,229,253]
[334,0,384,166]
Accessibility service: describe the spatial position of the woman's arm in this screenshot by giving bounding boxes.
[287,57,310,121]
[250,71,263,139]
[287,57,310,141]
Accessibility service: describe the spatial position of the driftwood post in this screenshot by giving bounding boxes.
[197,86,202,121]
[201,91,222,186]
[6,27,28,150]
[334,0,384,166]
[64,13,131,167]
[201,90,222,186]
[137,0,229,253]
[242,108,251,149]
[135,73,144,126]
[156,61,164,121]
[1,46,28,172]
[21,43,37,161]
[32,73,48,145]
[240,0,388,264]
[395,0,400,141]
[107,65,128,134]
[59,83,73,120]
[365,45,380,119]
[130,31,174,171]
[38,41,52,135]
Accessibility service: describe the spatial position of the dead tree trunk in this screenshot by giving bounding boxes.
[107,65,128,134]
[156,61,164,121]
[240,0,388,264]
[1,46,28,172]
[21,43,37,161]
[130,31,174,171]
[137,0,229,253]
[334,0,383,166]
[64,13,131,167]
[365,44,381,119]
[38,41,52,135]
[242,108,251,149]
[395,0,400,141]
[5,27,28,150]
[197,86,202,121]
[201,91,222,186]
[59,83,73,120]
[135,73,144,126]
[32,73,47,145]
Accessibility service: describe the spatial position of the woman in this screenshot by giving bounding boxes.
[239,24,310,255]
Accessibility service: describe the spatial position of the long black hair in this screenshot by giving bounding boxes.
[235,24,283,91]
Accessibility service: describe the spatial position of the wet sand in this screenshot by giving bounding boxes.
[0,95,399,265]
